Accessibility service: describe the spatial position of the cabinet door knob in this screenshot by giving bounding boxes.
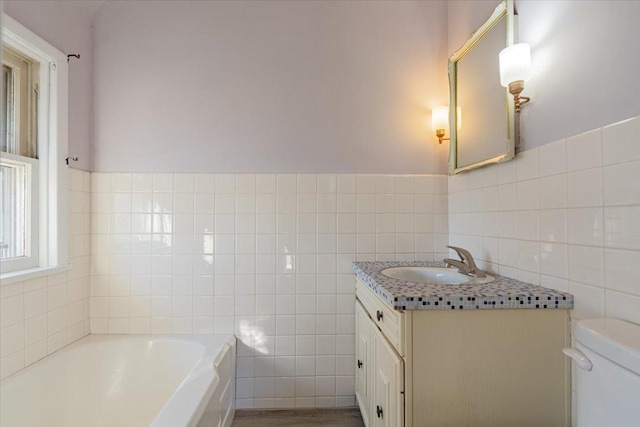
[376,405,383,418]
[376,310,383,322]
[357,359,363,368]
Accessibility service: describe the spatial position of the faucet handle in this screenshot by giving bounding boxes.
[445,246,486,277]
[447,245,473,262]
[447,246,481,270]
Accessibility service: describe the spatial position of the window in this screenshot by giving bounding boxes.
[1,45,40,271]
[1,14,68,280]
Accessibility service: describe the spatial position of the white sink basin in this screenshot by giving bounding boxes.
[380,266,494,285]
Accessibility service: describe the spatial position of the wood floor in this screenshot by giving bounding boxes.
[232,408,365,426]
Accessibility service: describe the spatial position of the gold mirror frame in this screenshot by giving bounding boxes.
[448,0,517,175]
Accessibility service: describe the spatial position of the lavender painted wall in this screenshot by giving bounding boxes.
[3,0,101,171]
[447,0,640,151]
[92,0,449,174]
[4,1,639,172]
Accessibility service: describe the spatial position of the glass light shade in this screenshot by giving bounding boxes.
[431,106,462,131]
[431,106,449,131]
[499,43,531,87]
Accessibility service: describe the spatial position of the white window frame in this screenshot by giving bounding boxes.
[1,14,69,283]
[1,152,39,271]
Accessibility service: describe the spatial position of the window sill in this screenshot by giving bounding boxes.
[0,264,72,286]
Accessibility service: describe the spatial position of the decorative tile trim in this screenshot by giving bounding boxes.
[353,261,574,311]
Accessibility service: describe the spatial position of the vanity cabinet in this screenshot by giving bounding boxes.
[355,278,571,427]
[356,301,404,427]
[371,322,404,427]
[355,302,373,426]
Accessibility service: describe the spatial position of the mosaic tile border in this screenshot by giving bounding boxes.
[353,261,574,311]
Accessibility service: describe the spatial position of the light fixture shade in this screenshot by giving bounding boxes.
[499,43,531,87]
[431,106,462,131]
[431,106,449,131]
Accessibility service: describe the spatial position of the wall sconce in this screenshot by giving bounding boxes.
[499,43,532,113]
[431,106,462,144]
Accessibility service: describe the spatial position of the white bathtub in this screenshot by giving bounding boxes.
[0,334,236,427]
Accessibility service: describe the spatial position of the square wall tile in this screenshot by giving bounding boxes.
[568,244,604,288]
[604,206,640,250]
[602,116,640,166]
[538,139,566,177]
[516,148,539,181]
[566,128,602,172]
[567,208,603,246]
[604,249,640,296]
[603,160,640,206]
[569,282,604,320]
[538,210,567,243]
[605,291,640,325]
[567,168,602,208]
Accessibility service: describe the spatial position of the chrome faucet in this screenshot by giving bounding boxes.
[443,246,486,278]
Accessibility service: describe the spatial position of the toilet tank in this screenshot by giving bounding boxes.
[566,319,640,427]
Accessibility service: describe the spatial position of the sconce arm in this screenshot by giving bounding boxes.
[435,128,450,144]
[513,94,531,113]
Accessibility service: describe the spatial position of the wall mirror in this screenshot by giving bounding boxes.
[448,0,516,175]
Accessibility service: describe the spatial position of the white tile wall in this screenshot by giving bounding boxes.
[2,118,636,413]
[89,173,448,408]
[0,169,91,380]
[1,115,634,415]
[448,116,640,325]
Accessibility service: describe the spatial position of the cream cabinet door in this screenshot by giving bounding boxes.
[355,301,372,427]
[372,325,404,427]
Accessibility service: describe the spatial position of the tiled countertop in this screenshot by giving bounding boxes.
[353,261,574,311]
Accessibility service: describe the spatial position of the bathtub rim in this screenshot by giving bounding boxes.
[149,334,236,427]
[1,333,236,427]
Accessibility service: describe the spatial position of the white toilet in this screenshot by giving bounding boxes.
[563,318,640,427]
